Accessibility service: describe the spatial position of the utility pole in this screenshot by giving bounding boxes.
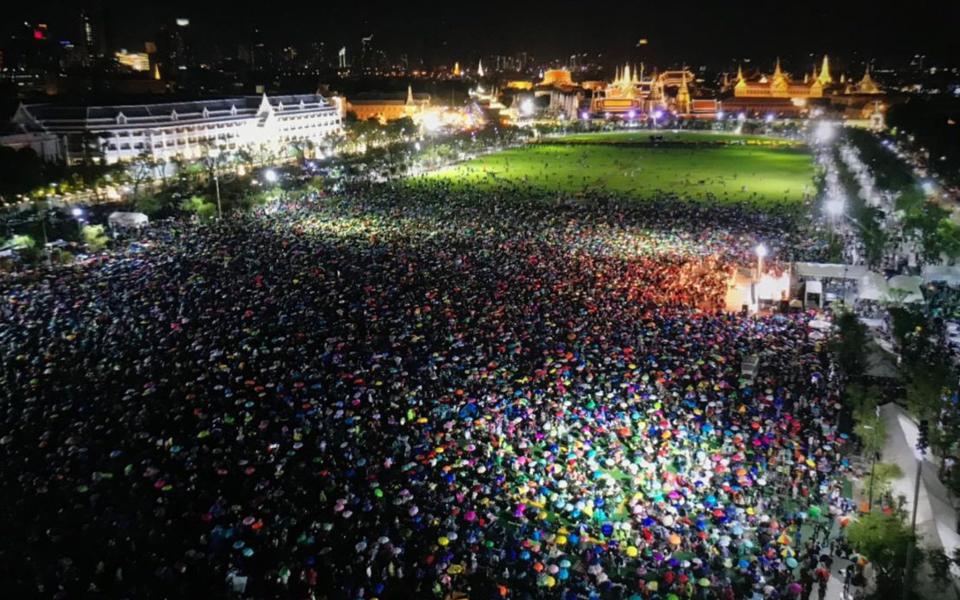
[866,404,882,509]
[903,419,929,600]
[214,173,222,220]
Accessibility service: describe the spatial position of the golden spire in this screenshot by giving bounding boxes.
[773,57,783,79]
[737,65,744,82]
[818,55,832,85]
[677,72,691,114]
[859,64,880,94]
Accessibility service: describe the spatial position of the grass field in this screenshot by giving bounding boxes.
[558,130,803,146]
[424,130,815,206]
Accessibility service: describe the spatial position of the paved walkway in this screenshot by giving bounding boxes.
[877,403,960,599]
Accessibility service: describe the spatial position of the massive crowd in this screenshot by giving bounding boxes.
[1,183,853,600]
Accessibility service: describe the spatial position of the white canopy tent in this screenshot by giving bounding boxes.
[922,265,960,286]
[887,274,925,304]
[857,272,889,301]
[794,262,869,280]
[108,212,149,230]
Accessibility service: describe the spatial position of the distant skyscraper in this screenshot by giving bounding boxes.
[79,0,107,65]
[171,19,192,69]
[360,34,373,69]
[338,47,347,69]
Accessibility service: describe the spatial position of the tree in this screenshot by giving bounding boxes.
[847,511,919,600]
[133,194,164,217]
[128,150,160,196]
[287,139,314,165]
[902,200,950,264]
[889,306,926,350]
[81,225,109,251]
[385,116,417,140]
[849,383,886,455]
[180,195,216,221]
[830,309,870,382]
[3,234,37,250]
[304,176,324,196]
[0,147,46,200]
[935,219,960,264]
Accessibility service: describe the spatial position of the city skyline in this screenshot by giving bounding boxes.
[4,0,960,68]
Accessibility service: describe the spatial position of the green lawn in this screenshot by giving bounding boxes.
[558,130,803,146]
[424,131,815,206]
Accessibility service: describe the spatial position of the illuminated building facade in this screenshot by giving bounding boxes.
[346,86,431,123]
[115,50,151,72]
[586,65,703,117]
[10,93,341,164]
[733,57,826,99]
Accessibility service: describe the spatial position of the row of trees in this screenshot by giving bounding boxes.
[832,148,891,269]
[830,300,960,598]
[845,129,960,266]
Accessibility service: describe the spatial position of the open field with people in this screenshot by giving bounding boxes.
[424,131,815,206]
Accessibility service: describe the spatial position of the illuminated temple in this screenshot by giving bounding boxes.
[587,64,716,119]
[468,53,887,125]
[723,54,888,123]
[733,57,827,99]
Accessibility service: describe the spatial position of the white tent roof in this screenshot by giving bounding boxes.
[887,274,925,304]
[108,212,149,228]
[857,272,889,301]
[808,318,832,331]
[794,262,869,280]
[922,265,960,285]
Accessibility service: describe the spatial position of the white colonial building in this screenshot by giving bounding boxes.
[6,93,342,164]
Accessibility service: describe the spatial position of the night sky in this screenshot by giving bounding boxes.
[6,0,960,67]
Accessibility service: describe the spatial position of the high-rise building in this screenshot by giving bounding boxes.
[360,34,374,70]
[156,18,193,75]
[79,0,108,66]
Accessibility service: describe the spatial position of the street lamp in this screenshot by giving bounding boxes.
[755,243,768,277]
[825,198,844,220]
[814,121,835,144]
[208,148,223,220]
[264,169,279,184]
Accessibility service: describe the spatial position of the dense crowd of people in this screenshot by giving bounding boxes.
[1,182,854,599]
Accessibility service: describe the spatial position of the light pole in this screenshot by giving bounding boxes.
[208,148,223,220]
[825,197,845,228]
[903,419,929,600]
[862,407,881,509]
[755,243,768,279]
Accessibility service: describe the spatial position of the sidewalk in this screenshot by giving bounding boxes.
[877,403,960,599]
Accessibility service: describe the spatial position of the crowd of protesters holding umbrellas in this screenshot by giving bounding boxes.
[0,176,859,600]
